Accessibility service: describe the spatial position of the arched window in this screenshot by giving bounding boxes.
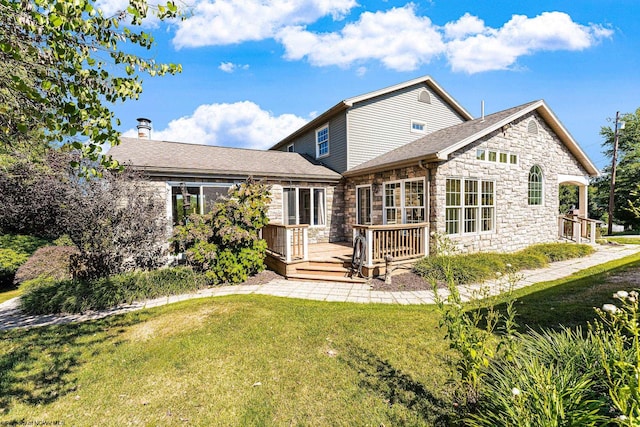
[527,120,539,135]
[528,165,543,205]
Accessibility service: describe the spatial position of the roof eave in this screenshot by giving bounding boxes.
[535,105,600,177]
[128,165,342,182]
[343,153,441,177]
[268,101,349,151]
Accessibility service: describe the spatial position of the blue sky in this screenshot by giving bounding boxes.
[102,0,639,169]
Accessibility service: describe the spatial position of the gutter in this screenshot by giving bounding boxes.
[133,166,342,183]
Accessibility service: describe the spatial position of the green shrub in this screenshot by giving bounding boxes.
[20,267,209,314]
[0,234,50,255]
[415,243,594,285]
[171,178,271,285]
[522,243,594,263]
[13,245,76,285]
[466,328,610,426]
[0,248,29,287]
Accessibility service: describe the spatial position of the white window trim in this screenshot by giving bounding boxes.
[445,177,496,236]
[382,178,426,225]
[477,149,518,165]
[287,143,294,152]
[316,124,329,159]
[410,119,427,134]
[283,187,327,228]
[528,165,544,206]
[356,184,373,225]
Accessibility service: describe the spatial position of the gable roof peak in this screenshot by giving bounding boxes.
[269,75,473,150]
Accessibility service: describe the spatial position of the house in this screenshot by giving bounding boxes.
[110,75,599,279]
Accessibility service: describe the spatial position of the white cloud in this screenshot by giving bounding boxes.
[164,3,612,74]
[445,12,613,73]
[95,0,164,26]
[219,62,249,73]
[123,101,309,150]
[172,0,357,48]
[277,4,445,72]
[443,13,485,40]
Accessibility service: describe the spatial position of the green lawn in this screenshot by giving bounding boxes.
[2,251,640,426]
[0,287,20,305]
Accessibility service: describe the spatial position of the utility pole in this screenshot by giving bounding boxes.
[607,111,621,235]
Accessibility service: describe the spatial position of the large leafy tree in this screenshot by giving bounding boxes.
[599,108,640,228]
[0,0,181,169]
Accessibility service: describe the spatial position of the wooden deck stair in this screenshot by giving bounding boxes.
[286,244,369,283]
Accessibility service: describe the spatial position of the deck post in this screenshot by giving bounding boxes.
[589,221,597,244]
[423,225,429,257]
[558,216,564,240]
[302,227,309,261]
[285,227,292,263]
[365,228,374,268]
[573,220,582,244]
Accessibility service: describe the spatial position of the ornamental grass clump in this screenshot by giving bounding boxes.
[466,327,610,427]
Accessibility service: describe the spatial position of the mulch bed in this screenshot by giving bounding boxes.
[240,269,283,286]
[241,268,438,292]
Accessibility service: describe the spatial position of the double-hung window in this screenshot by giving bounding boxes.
[383,179,425,224]
[446,178,495,234]
[283,187,326,226]
[316,125,329,158]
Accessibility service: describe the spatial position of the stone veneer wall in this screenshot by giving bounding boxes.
[431,111,589,253]
[343,166,430,240]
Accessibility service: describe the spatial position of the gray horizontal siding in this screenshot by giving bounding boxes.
[347,83,466,170]
[279,112,347,173]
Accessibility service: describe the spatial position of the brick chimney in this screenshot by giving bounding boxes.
[136,117,152,139]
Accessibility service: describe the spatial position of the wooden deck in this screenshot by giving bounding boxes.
[308,242,353,261]
[263,223,429,281]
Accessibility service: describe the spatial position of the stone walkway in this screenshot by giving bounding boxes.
[2,244,640,331]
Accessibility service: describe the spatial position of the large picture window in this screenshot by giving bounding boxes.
[446,178,495,235]
[171,183,231,225]
[528,165,543,205]
[383,179,425,224]
[283,187,326,226]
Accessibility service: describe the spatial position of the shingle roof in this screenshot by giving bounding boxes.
[108,137,342,181]
[344,100,599,177]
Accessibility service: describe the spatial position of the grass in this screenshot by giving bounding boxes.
[605,236,640,245]
[502,250,640,331]
[0,297,456,426]
[2,249,640,425]
[0,287,21,304]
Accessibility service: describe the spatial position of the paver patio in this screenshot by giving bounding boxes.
[1,244,639,331]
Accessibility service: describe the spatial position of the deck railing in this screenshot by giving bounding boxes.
[558,215,599,244]
[262,223,309,262]
[352,222,429,267]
